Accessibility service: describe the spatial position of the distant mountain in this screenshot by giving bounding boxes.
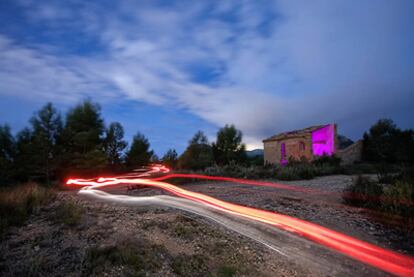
[246,149,264,157]
[337,135,354,149]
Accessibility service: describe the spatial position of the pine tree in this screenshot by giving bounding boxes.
[0,124,16,185]
[212,124,246,165]
[62,100,106,176]
[126,133,153,167]
[30,103,62,184]
[178,131,213,170]
[162,148,178,169]
[104,122,127,167]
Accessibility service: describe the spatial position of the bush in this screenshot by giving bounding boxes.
[343,163,378,175]
[312,154,341,167]
[0,183,55,238]
[171,254,207,276]
[343,175,383,208]
[382,181,414,218]
[276,164,316,180]
[53,200,83,226]
[85,238,168,275]
[217,265,237,277]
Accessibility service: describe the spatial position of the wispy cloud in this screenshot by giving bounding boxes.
[1,0,413,149]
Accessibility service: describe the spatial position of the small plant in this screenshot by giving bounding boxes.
[54,200,83,226]
[382,181,414,218]
[171,254,207,276]
[216,265,237,277]
[0,183,54,238]
[85,238,168,275]
[312,154,341,167]
[343,175,383,208]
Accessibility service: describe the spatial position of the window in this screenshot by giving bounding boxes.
[299,141,306,151]
[280,143,287,165]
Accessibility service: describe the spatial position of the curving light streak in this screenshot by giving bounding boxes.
[66,167,414,277]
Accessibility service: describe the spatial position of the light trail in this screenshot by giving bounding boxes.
[66,167,414,277]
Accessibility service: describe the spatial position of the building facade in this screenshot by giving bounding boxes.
[263,124,337,165]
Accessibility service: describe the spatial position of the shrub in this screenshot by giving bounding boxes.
[53,200,83,226]
[342,176,383,208]
[343,163,378,175]
[0,183,55,238]
[85,238,168,275]
[217,265,237,277]
[171,254,207,276]
[276,164,316,180]
[312,154,341,167]
[382,181,414,218]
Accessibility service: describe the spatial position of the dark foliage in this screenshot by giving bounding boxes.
[104,122,127,169]
[343,175,383,208]
[362,119,414,163]
[162,148,178,169]
[61,101,107,177]
[0,125,15,185]
[178,131,214,170]
[343,167,414,219]
[126,133,153,167]
[29,103,63,184]
[212,124,246,165]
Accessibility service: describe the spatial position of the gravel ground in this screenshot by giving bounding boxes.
[178,175,414,255]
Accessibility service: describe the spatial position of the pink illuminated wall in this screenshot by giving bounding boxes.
[312,124,335,156]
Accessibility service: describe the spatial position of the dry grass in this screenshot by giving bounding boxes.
[0,183,55,238]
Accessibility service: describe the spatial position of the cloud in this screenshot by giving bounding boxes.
[1,0,413,149]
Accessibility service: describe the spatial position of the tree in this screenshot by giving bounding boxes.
[150,153,160,163]
[212,124,246,165]
[362,119,414,163]
[178,131,214,170]
[126,133,153,167]
[30,103,62,184]
[104,122,127,167]
[62,100,106,176]
[162,148,178,169]
[14,128,35,181]
[0,124,15,185]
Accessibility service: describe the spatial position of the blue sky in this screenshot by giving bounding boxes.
[0,0,413,156]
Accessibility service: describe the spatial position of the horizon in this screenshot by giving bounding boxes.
[1,1,413,156]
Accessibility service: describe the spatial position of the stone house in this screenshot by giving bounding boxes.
[263,124,337,165]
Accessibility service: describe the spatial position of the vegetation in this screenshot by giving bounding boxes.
[126,132,153,168]
[0,124,15,184]
[85,238,168,276]
[178,131,214,170]
[0,101,158,185]
[53,200,83,226]
[0,183,55,238]
[362,118,414,163]
[343,166,414,219]
[162,148,178,169]
[212,124,246,165]
[104,122,127,169]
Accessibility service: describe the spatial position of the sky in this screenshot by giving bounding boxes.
[0,0,413,156]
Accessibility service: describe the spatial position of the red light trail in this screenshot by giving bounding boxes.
[66,166,414,277]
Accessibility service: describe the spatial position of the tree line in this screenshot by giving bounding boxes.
[0,101,247,186]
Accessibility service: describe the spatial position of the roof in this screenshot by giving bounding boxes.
[263,124,328,142]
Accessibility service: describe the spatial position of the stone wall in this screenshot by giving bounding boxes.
[264,135,312,165]
[337,140,363,164]
[264,140,278,164]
